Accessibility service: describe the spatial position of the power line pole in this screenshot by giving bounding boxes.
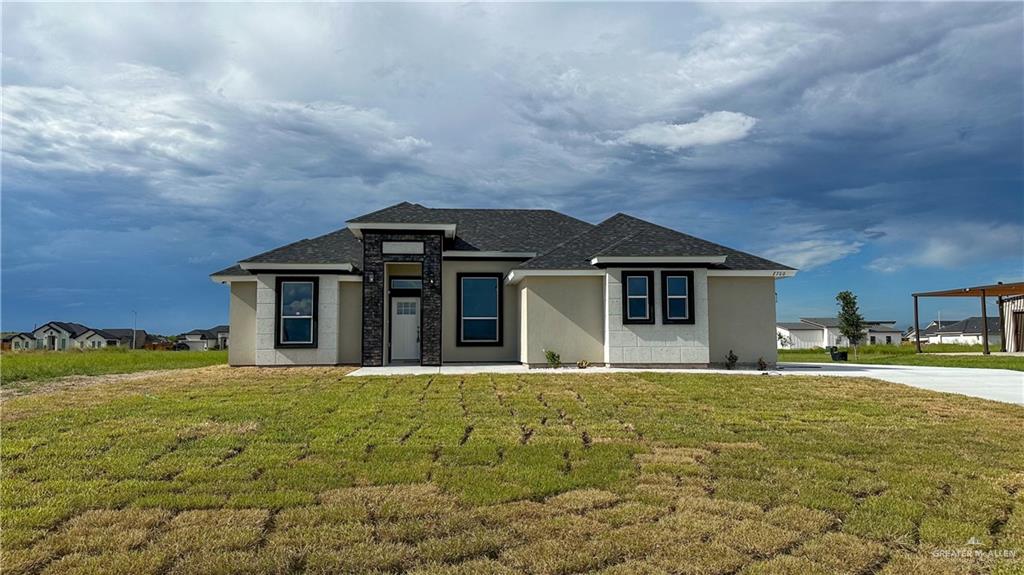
[132,310,137,350]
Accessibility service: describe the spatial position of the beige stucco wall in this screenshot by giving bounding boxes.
[519,276,604,365]
[228,281,257,365]
[707,276,777,366]
[442,260,519,362]
[338,281,362,364]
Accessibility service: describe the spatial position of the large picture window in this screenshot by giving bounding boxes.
[457,273,503,345]
[622,271,654,324]
[661,271,695,324]
[276,277,318,347]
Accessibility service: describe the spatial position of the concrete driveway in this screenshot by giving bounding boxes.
[776,363,1023,405]
[349,362,1023,405]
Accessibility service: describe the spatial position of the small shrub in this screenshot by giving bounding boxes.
[576,360,590,369]
[544,349,561,369]
[757,357,768,371]
[725,350,738,370]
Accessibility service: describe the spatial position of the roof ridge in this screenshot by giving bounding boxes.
[520,214,626,265]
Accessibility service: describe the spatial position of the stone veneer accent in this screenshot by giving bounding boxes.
[255,274,341,365]
[605,268,710,365]
[361,231,443,366]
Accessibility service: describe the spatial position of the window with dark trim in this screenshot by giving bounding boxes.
[457,273,503,346]
[661,271,695,324]
[622,271,654,324]
[275,276,319,348]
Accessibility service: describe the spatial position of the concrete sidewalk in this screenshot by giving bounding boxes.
[348,362,1024,405]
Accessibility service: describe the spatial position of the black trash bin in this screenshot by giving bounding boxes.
[827,346,848,361]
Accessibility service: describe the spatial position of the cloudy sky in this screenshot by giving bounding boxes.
[3,3,1022,334]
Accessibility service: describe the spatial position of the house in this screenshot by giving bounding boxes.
[776,317,901,349]
[930,317,1002,346]
[1,332,34,351]
[179,326,229,350]
[903,320,960,343]
[1002,295,1024,352]
[31,321,93,350]
[100,329,149,349]
[211,202,796,368]
[75,329,121,349]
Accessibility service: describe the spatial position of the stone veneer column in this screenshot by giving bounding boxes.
[361,231,443,366]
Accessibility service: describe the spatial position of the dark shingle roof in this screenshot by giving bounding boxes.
[183,325,230,339]
[39,322,92,338]
[520,213,791,271]
[777,322,817,330]
[349,202,594,253]
[239,228,364,268]
[211,264,250,277]
[935,317,1001,335]
[101,329,148,342]
[2,332,33,341]
[222,203,794,273]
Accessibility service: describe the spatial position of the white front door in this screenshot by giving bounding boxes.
[391,297,420,362]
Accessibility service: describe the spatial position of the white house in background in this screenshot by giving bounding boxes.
[2,332,35,351]
[903,320,961,343]
[180,325,230,351]
[31,321,93,350]
[930,317,1002,346]
[776,317,901,349]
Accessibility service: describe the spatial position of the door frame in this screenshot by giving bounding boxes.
[387,275,423,364]
[389,296,422,362]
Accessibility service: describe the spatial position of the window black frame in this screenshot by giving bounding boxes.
[661,271,695,325]
[275,276,319,349]
[621,271,655,325]
[456,272,504,346]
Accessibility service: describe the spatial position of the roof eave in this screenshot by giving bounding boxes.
[347,222,456,239]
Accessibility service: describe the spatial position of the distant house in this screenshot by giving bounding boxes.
[2,332,34,351]
[180,325,229,351]
[100,329,149,349]
[930,317,1002,346]
[903,320,960,343]
[776,317,901,349]
[31,321,93,351]
[25,322,151,350]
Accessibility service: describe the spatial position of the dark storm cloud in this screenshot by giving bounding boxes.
[2,3,1021,331]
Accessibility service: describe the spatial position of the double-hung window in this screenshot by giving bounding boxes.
[661,271,694,324]
[276,277,318,347]
[457,273,502,345]
[621,271,654,324]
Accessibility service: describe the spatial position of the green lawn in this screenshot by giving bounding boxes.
[780,343,1024,371]
[2,367,1022,574]
[0,349,228,386]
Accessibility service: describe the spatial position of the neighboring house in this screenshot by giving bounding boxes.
[211,202,797,368]
[101,329,149,349]
[903,320,961,343]
[1003,296,1024,352]
[180,326,229,350]
[75,329,121,349]
[31,321,93,351]
[930,317,1002,346]
[2,332,34,351]
[776,318,901,349]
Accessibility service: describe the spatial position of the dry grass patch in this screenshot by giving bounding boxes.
[2,370,1021,574]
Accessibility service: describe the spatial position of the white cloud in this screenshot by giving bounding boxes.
[619,111,757,151]
[762,239,864,270]
[867,221,1024,273]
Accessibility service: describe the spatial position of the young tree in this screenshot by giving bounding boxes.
[835,290,865,357]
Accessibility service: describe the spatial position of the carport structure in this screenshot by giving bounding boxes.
[912,281,1024,355]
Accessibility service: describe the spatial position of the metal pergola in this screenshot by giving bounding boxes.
[912,281,1024,355]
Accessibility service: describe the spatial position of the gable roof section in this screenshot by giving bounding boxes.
[349,202,594,253]
[935,317,1000,335]
[34,321,92,338]
[519,213,792,271]
[777,322,817,331]
[183,325,230,339]
[239,228,364,269]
